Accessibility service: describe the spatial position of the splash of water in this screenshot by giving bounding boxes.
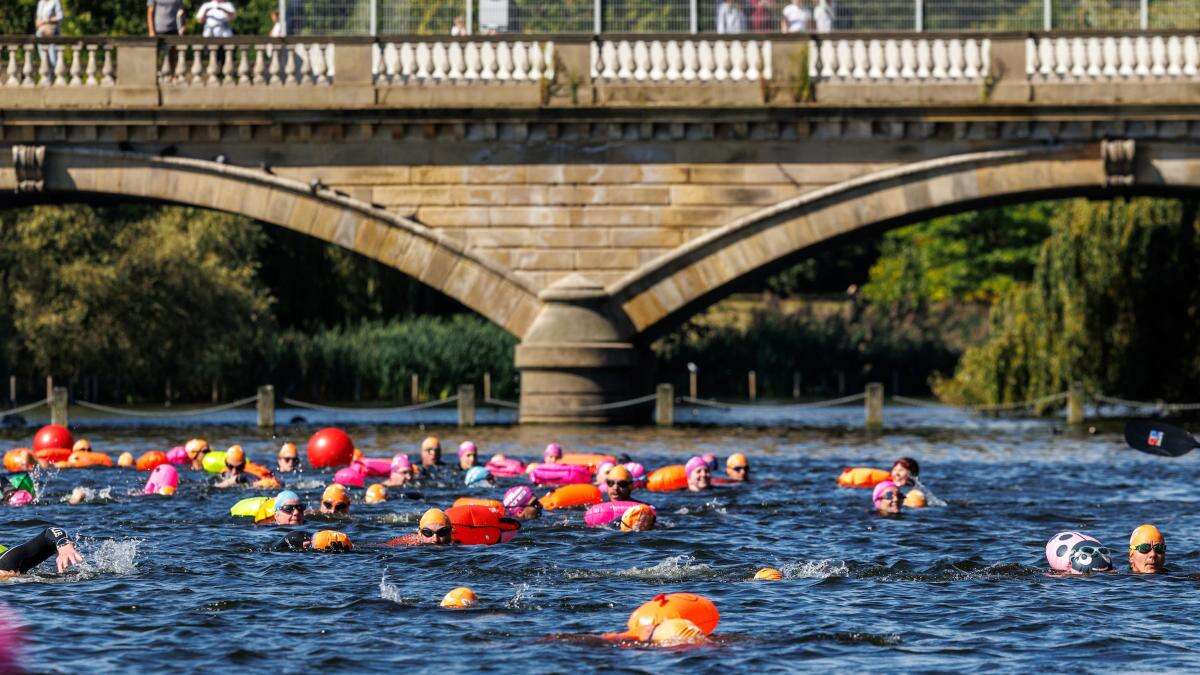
[614,555,712,580]
[379,570,417,605]
[912,476,948,507]
[779,559,850,579]
[79,538,140,575]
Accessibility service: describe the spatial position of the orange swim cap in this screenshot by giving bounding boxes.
[1130,524,1165,550]
[365,484,388,504]
[185,438,209,458]
[440,586,478,609]
[421,436,441,452]
[312,530,353,552]
[322,483,350,505]
[904,490,927,508]
[727,453,748,468]
[225,445,245,467]
[620,504,656,532]
[607,465,633,483]
[72,439,92,453]
[278,443,298,459]
[158,485,177,496]
[419,508,451,530]
[753,567,783,581]
[648,618,707,645]
[117,451,134,468]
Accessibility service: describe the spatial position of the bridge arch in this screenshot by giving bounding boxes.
[610,140,1197,340]
[1,146,541,337]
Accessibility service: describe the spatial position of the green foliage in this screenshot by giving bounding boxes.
[936,198,1200,407]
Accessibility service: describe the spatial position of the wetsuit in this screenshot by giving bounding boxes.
[0,527,70,574]
[210,471,257,487]
[272,530,310,551]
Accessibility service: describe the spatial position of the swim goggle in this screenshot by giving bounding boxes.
[877,490,900,502]
[323,501,349,512]
[420,526,451,539]
[279,456,297,463]
[1132,543,1166,554]
[606,479,632,488]
[729,465,748,473]
[227,462,246,471]
[277,503,303,514]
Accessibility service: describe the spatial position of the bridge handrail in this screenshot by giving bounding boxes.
[282,396,459,413]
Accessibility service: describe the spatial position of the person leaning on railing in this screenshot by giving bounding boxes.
[148,0,186,35]
[34,0,63,71]
[716,0,745,34]
[195,0,235,37]
[780,0,811,33]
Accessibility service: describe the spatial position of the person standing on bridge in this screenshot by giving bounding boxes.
[780,0,811,33]
[148,0,186,35]
[34,0,63,72]
[716,0,745,34]
[195,0,235,37]
[812,0,834,33]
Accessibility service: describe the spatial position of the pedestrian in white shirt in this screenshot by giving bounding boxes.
[34,0,63,71]
[269,9,285,37]
[196,0,236,37]
[716,0,745,34]
[813,0,834,32]
[780,0,811,32]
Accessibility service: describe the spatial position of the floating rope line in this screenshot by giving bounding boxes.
[484,397,520,409]
[680,391,867,411]
[75,395,259,418]
[2,399,50,416]
[966,391,1070,413]
[1094,394,1200,413]
[281,396,458,414]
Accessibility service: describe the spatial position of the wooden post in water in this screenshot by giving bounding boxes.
[483,372,492,402]
[1067,381,1085,425]
[257,385,275,429]
[458,385,476,427]
[8,375,15,406]
[410,374,420,403]
[689,371,698,399]
[655,383,674,426]
[45,376,53,402]
[865,382,884,430]
[50,387,68,427]
[792,372,800,400]
[748,371,757,401]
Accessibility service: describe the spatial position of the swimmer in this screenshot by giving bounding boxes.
[595,461,615,488]
[503,486,542,521]
[277,443,300,473]
[383,454,415,487]
[1,474,34,503]
[211,446,256,488]
[0,527,83,577]
[1129,524,1166,574]
[620,504,656,532]
[457,442,478,471]
[365,484,388,504]
[544,443,563,463]
[67,486,90,505]
[420,436,442,467]
[319,484,350,515]
[185,438,210,470]
[605,465,638,502]
[272,490,305,526]
[872,480,902,515]
[725,453,750,482]
[273,529,352,552]
[72,439,91,453]
[685,456,712,492]
[464,466,493,487]
[117,452,134,468]
[385,508,453,547]
[890,457,919,488]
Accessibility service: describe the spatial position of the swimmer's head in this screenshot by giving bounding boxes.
[273,490,304,525]
[890,457,919,487]
[605,465,634,500]
[726,453,749,481]
[504,485,535,509]
[418,508,453,544]
[464,466,491,487]
[457,441,477,459]
[702,453,718,471]
[647,618,708,646]
[277,443,299,471]
[320,484,350,514]
[311,530,352,552]
[225,445,245,470]
[543,443,563,463]
[420,436,442,465]
[7,490,32,507]
[117,451,134,468]
[872,480,902,514]
[391,453,412,473]
[685,456,711,491]
[620,504,656,532]
[595,461,615,486]
[753,567,782,581]
[441,586,477,609]
[185,438,209,459]
[903,489,926,508]
[1129,524,1166,574]
[7,449,34,472]
[365,484,388,504]
[625,462,646,483]
[72,439,91,453]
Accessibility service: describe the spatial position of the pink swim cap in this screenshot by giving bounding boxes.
[391,454,412,472]
[624,462,646,480]
[685,456,707,476]
[1045,531,1099,572]
[872,480,899,507]
[458,441,477,459]
[503,485,536,513]
[7,490,32,507]
[702,453,717,470]
[543,443,563,462]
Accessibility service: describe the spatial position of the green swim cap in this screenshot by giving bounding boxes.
[7,473,33,495]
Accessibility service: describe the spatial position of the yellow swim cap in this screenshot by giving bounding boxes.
[225,445,245,466]
[904,490,927,508]
[278,443,298,459]
[727,453,748,468]
[72,439,91,452]
[648,618,707,646]
[419,508,451,530]
[1130,524,1165,550]
[753,567,782,581]
[365,484,388,504]
[312,530,352,552]
[620,504,656,532]
[607,465,633,483]
[421,436,440,452]
[322,483,350,506]
[440,586,478,609]
[117,452,135,468]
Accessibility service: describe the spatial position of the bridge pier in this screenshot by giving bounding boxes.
[515,275,646,424]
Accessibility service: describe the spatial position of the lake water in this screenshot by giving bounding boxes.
[1,405,1196,672]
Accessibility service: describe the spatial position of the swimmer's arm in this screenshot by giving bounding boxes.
[55,541,83,573]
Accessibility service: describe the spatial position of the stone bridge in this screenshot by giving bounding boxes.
[3,32,1200,421]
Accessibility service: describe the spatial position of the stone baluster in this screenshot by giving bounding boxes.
[884,39,900,79]
[37,47,51,86]
[1118,36,1135,78]
[730,40,747,80]
[236,46,250,84]
[324,43,334,81]
[479,42,496,80]
[1167,36,1182,77]
[664,40,681,81]
[84,44,98,86]
[542,42,553,78]
[1037,38,1054,79]
[1184,36,1199,77]
[697,40,713,80]
[463,42,480,80]
[398,43,415,80]
[269,42,284,84]
[1102,37,1118,78]
[745,40,760,80]
[681,40,697,80]
[964,39,980,79]
[1025,38,1037,78]
[431,42,448,80]
[496,41,513,80]
[899,40,915,79]
[1150,36,1167,77]
[50,44,67,85]
[616,41,633,80]
[814,40,831,79]
[206,44,221,85]
[1070,38,1086,79]
[761,40,771,79]
[867,40,883,79]
[948,39,964,79]
[1053,37,1070,79]
[1134,36,1151,77]
[67,43,82,85]
[931,39,947,79]
[173,44,187,83]
[832,40,849,79]
[414,42,431,80]
[632,41,648,80]
[448,42,464,79]
[313,43,329,84]
[158,45,172,83]
[22,45,34,87]
[600,41,617,79]
[298,43,314,84]
[250,45,265,84]
[5,46,19,86]
[529,41,544,80]
[648,41,665,80]
[1086,38,1102,78]
[101,43,114,85]
[981,39,990,79]
[915,39,930,79]
[379,43,395,83]
[851,40,867,79]
[713,40,729,80]
[189,45,205,86]
[513,42,530,80]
